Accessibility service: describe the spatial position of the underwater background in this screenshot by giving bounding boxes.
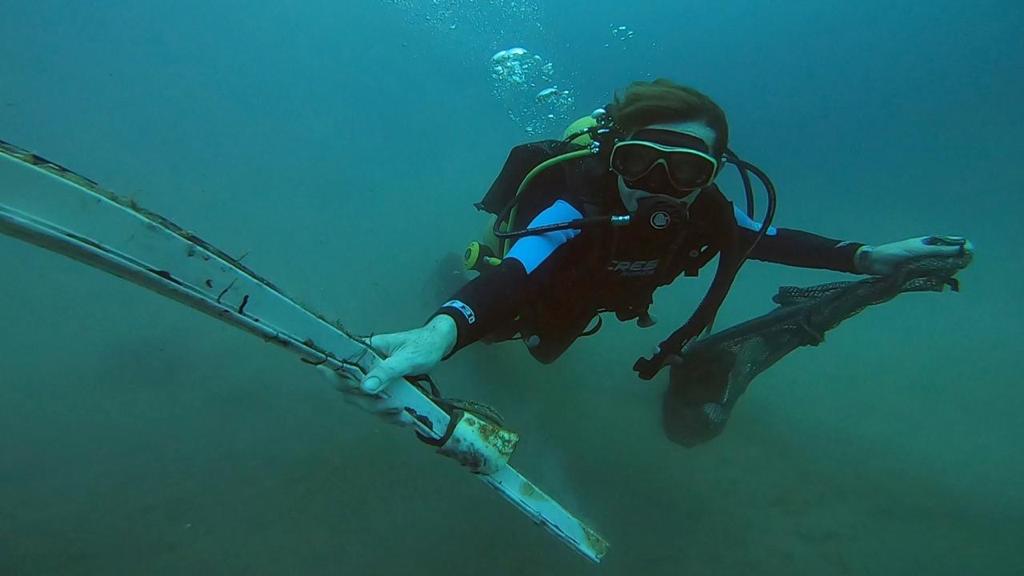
[1,1,1022,574]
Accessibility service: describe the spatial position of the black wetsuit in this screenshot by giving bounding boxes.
[435,141,865,363]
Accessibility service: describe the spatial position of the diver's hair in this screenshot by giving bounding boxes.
[607,79,729,157]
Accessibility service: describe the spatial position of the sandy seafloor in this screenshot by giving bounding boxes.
[2,1,1022,574]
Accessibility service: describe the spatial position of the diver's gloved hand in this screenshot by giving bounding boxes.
[359,314,457,394]
[316,315,457,427]
[317,365,416,427]
[855,236,974,276]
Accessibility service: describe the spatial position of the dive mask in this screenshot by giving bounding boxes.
[610,130,720,193]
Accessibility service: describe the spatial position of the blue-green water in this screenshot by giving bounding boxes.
[1,1,1021,574]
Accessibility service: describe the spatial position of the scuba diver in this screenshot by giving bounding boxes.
[335,79,973,443]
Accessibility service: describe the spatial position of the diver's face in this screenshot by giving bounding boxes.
[616,120,719,213]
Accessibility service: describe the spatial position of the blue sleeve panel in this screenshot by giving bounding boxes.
[733,205,778,237]
[506,200,582,274]
[435,200,582,355]
[733,206,864,273]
